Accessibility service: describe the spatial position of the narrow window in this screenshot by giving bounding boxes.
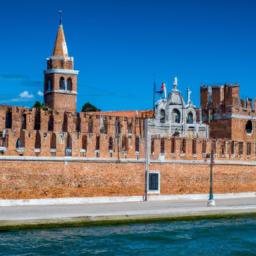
[50,133,56,149]
[5,110,12,129]
[238,142,243,155]
[187,112,194,124]
[151,138,155,154]
[96,135,100,150]
[34,110,41,130]
[47,78,52,91]
[148,172,160,192]
[135,136,140,152]
[122,136,128,152]
[181,139,186,154]
[62,112,68,132]
[202,140,206,154]
[192,139,197,155]
[35,131,41,149]
[231,141,235,155]
[220,141,225,155]
[82,135,87,150]
[160,109,165,123]
[160,138,165,154]
[21,114,26,129]
[247,142,251,155]
[59,77,65,90]
[67,77,72,91]
[109,137,113,151]
[65,133,72,156]
[172,109,181,123]
[76,113,81,132]
[48,114,54,131]
[171,138,176,153]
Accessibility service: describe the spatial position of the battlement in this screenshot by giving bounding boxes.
[0,116,254,162]
[200,84,256,141]
[200,83,256,115]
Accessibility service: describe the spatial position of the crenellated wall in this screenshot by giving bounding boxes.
[201,84,256,141]
[1,104,256,200]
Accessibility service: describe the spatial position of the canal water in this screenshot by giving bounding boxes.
[0,217,256,255]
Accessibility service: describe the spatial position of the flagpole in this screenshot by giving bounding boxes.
[153,81,156,110]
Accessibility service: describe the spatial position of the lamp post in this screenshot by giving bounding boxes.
[207,142,216,207]
[144,119,149,201]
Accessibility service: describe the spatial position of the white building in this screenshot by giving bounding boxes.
[148,77,208,138]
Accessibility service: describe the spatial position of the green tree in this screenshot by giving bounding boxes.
[32,101,47,110]
[81,102,100,112]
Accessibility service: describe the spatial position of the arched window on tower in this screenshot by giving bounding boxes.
[59,77,66,90]
[67,77,72,91]
[5,110,12,129]
[187,112,194,124]
[46,78,52,91]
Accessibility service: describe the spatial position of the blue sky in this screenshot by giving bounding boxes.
[0,0,256,111]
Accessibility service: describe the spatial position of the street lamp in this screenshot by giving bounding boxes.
[207,141,216,207]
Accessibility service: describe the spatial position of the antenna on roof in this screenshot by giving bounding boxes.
[58,10,63,25]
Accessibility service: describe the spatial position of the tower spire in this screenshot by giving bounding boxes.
[52,11,68,58]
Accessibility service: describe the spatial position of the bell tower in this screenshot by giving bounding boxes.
[44,17,79,112]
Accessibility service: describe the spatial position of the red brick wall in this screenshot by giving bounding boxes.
[1,160,256,199]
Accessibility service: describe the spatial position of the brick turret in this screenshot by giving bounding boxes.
[44,19,79,112]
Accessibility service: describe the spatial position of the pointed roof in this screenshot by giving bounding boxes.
[52,23,68,58]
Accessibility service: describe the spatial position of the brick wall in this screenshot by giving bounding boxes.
[0,160,256,199]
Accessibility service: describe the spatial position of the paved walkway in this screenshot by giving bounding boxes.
[1,197,256,229]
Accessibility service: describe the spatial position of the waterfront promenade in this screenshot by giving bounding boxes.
[1,197,256,230]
